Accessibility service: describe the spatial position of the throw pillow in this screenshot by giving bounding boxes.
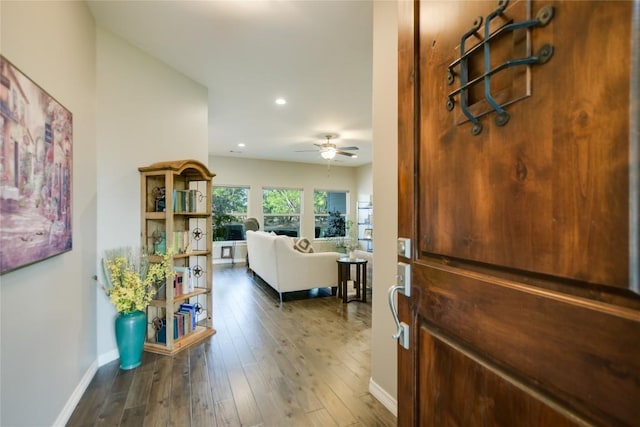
[293,237,314,253]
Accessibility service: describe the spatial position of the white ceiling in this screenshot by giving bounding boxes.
[88,0,374,167]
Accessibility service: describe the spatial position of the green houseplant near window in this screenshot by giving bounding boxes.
[212,212,236,241]
[325,210,346,238]
[99,247,173,369]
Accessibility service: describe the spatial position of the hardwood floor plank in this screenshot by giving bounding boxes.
[143,356,172,427]
[68,265,396,427]
[189,344,217,426]
[95,391,127,426]
[120,404,146,427]
[204,336,235,403]
[169,352,191,426]
[218,330,263,426]
[111,368,136,395]
[213,398,241,427]
[243,362,290,423]
[306,408,339,427]
[359,393,397,426]
[225,367,262,426]
[305,379,358,427]
[125,368,154,408]
[270,342,324,412]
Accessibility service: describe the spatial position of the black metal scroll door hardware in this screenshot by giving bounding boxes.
[447,0,555,135]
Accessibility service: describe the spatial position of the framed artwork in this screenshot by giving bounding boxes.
[221,246,233,259]
[0,55,73,274]
[363,228,373,240]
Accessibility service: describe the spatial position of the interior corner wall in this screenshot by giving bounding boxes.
[356,163,373,202]
[0,2,97,426]
[370,0,399,410]
[95,27,208,361]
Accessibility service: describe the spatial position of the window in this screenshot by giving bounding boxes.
[314,190,348,238]
[262,188,301,237]
[212,186,248,241]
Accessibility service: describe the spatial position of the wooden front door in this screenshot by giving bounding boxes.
[396,1,640,425]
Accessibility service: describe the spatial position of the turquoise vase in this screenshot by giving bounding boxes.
[115,311,146,370]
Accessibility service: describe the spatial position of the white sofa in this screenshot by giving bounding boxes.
[246,230,342,303]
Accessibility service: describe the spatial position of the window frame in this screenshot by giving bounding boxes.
[262,187,302,237]
[314,189,350,239]
[212,185,249,241]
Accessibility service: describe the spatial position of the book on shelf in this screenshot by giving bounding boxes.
[172,231,191,254]
[176,312,183,339]
[156,309,195,343]
[174,266,193,295]
[174,269,184,297]
[157,316,179,343]
[178,309,193,335]
[189,181,208,213]
[172,189,200,213]
[179,304,197,330]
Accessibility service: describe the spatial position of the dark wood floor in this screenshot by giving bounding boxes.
[68,264,396,426]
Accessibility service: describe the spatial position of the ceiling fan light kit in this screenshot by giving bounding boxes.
[298,134,359,162]
[321,147,337,160]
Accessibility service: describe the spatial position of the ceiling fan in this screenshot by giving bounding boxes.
[297,134,359,160]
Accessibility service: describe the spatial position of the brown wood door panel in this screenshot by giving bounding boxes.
[413,262,640,426]
[397,1,418,425]
[397,0,417,243]
[397,0,640,426]
[418,325,582,427]
[418,0,630,290]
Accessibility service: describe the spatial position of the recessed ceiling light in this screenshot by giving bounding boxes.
[238,143,246,147]
[275,98,287,105]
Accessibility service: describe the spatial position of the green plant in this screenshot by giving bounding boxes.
[325,211,345,238]
[334,219,359,252]
[212,212,236,241]
[99,247,173,314]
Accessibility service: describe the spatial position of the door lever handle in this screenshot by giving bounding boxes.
[388,284,410,349]
[388,285,404,339]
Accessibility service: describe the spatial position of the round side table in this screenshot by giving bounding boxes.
[336,257,368,303]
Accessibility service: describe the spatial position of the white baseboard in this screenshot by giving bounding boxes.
[53,360,98,427]
[98,348,119,366]
[213,258,246,265]
[98,348,120,367]
[369,377,398,417]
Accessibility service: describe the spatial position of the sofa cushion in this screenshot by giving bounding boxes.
[293,237,314,253]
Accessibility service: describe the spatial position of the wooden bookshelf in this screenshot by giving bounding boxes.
[139,159,216,355]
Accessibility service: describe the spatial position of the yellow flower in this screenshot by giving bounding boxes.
[99,247,173,314]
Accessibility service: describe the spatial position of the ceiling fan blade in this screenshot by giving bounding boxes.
[313,143,327,148]
[338,146,359,151]
[295,149,320,152]
[336,151,357,157]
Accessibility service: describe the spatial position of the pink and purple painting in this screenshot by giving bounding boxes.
[0,55,73,274]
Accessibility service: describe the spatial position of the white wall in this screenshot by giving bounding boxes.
[1,2,97,425]
[369,0,399,414]
[96,26,209,361]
